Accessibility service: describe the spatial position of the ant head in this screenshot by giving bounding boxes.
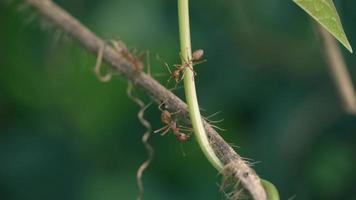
[192,49,204,61]
[173,70,180,80]
[176,133,189,142]
[134,62,144,71]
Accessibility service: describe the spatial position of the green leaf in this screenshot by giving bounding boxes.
[294,0,353,53]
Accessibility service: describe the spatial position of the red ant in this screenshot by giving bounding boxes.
[154,102,190,142]
[165,49,206,85]
[111,40,144,71]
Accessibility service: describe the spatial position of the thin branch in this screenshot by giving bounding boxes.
[317,24,356,115]
[23,0,265,198]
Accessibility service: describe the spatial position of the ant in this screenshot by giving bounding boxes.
[111,40,144,71]
[165,49,206,85]
[154,102,190,142]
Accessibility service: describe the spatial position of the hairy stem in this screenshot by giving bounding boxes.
[178,0,223,170]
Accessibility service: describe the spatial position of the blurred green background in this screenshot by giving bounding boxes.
[1,0,356,199]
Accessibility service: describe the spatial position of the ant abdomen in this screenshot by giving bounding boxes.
[192,49,204,61]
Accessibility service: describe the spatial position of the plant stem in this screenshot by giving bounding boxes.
[178,0,223,170]
[317,24,356,115]
[177,1,281,199]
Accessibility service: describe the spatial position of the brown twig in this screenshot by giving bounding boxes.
[23,0,266,199]
[317,24,356,115]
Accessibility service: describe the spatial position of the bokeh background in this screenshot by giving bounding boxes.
[1,0,356,199]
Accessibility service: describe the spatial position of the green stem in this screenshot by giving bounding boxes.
[177,1,280,199]
[261,180,280,200]
[178,0,223,170]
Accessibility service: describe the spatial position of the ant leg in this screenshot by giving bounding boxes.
[154,125,169,134]
[166,76,173,87]
[160,126,171,136]
[178,71,184,82]
[184,63,197,75]
[176,61,196,76]
[153,54,171,79]
[158,101,166,112]
[178,52,197,73]
[190,59,206,76]
[110,40,126,53]
[173,64,180,69]
[164,63,174,86]
[165,62,173,74]
[192,59,207,66]
[178,125,193,133]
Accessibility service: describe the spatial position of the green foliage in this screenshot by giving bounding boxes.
[294,0,353,53]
